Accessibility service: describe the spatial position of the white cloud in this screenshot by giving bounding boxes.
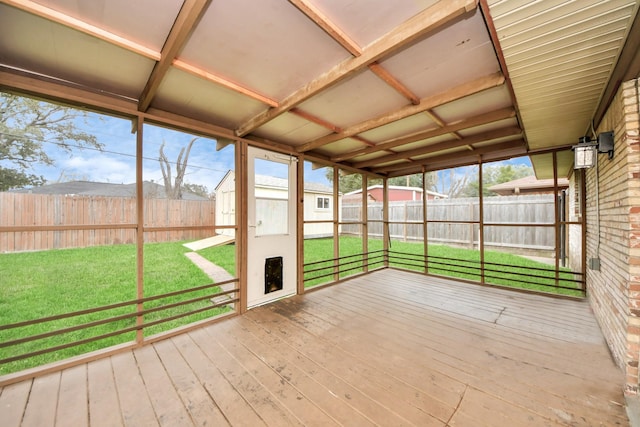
[61,155,136,183]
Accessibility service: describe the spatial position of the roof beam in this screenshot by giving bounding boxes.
[172,60,279,107]
[138,0,211,111]
[290,108,342,133]
[351,126,522,169]
[2,0,160,60]
[299,72,504,153]
[2,0,279,110]
[291,1,421,108]
[288,0,362,56]
[375,139,527,176]
[368,62,421,105]
[331,105,514,162]
[236,0,478,137]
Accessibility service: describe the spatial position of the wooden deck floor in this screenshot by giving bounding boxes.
[0,269,629,426]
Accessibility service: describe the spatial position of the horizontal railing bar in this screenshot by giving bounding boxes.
[390,250,579,276]
[0,278,238,331]
[0,297,239,365]
[303,261,384,283]
[304,254,386,275]
[303,250,385,268]
[0,288,239,349]
[388,259,582,291]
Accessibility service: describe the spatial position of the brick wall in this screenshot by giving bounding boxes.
[587,79,640,394]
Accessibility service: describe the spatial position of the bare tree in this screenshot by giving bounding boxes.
[158,137,198,199]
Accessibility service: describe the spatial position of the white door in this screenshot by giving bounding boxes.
[247,146,297,308]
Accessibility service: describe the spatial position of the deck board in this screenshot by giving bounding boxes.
[0,269,629,426]
[56,364,88,427]
[111,351,158,427]
[87,358,122,427]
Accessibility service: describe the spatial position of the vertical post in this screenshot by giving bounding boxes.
[383,178,389,268]
[297,155,305,294]
[422,168,428,273]
[553,151,561,286]
[478,159,485,284]
[237,141,248,313]
[333,168,340,281]
[403,201,408,242]
[580,169,587,293]
[135,115,144,345]
[363,174,369,272]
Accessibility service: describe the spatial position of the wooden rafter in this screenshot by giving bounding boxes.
[330,106,515,162]
[2,0,160,60]
[290,0,421,125]
[138,0,211,111]
[368,62,421,105]
[351,135,378,148]
[424,110,462,140]
[172,60,279,107]
[289,108,342,133]
[1,0,281,110]
[350,126,522,169]
[300,72,505,153]
[287,0,361,56]
[236,0,478,137]
[376,139,527,176]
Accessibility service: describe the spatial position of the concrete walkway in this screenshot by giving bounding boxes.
[184,251,236,305]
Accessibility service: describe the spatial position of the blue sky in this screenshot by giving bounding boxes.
[24,109,333,193]
[16,103,529,194]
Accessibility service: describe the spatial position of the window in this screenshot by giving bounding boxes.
[316,196,330,210]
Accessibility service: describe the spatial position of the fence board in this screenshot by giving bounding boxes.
[1,193,216,253]
[344,195,557,254]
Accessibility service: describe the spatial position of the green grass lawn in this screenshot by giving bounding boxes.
[0,237,581,376]
[0,241,231,375]
[303,237,583,296]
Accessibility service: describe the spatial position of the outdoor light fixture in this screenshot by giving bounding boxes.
[573,131,614,169]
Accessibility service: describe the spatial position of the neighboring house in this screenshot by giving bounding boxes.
[11,180,209,200]
[215,171,337,238]
[342,185,447,203]
[488,176,570,196]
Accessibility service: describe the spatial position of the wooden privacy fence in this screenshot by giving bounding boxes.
[0,193,215,253]
[342,195,557,254]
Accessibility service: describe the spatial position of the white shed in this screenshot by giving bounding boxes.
[215,170,337,238]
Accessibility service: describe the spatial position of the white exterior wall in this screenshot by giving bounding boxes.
[215,171,337,238]
[215,172,236,237]
[303,191,335,238]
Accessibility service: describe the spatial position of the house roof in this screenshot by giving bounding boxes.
[344,184,447,198]
[12,180,209,200]
[488,175,570,195]
[0,1,638,180]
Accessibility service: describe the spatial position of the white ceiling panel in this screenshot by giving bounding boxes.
[308,0,440,48]
[297,69,408,129]
[152,68,267,130]
[359,114,436,143]
[431,85,513,123]
[252,112,331,146]
[379,9,499,99]
[179,0,351,101]
[31,0,182,52]
[0,4,154,99]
